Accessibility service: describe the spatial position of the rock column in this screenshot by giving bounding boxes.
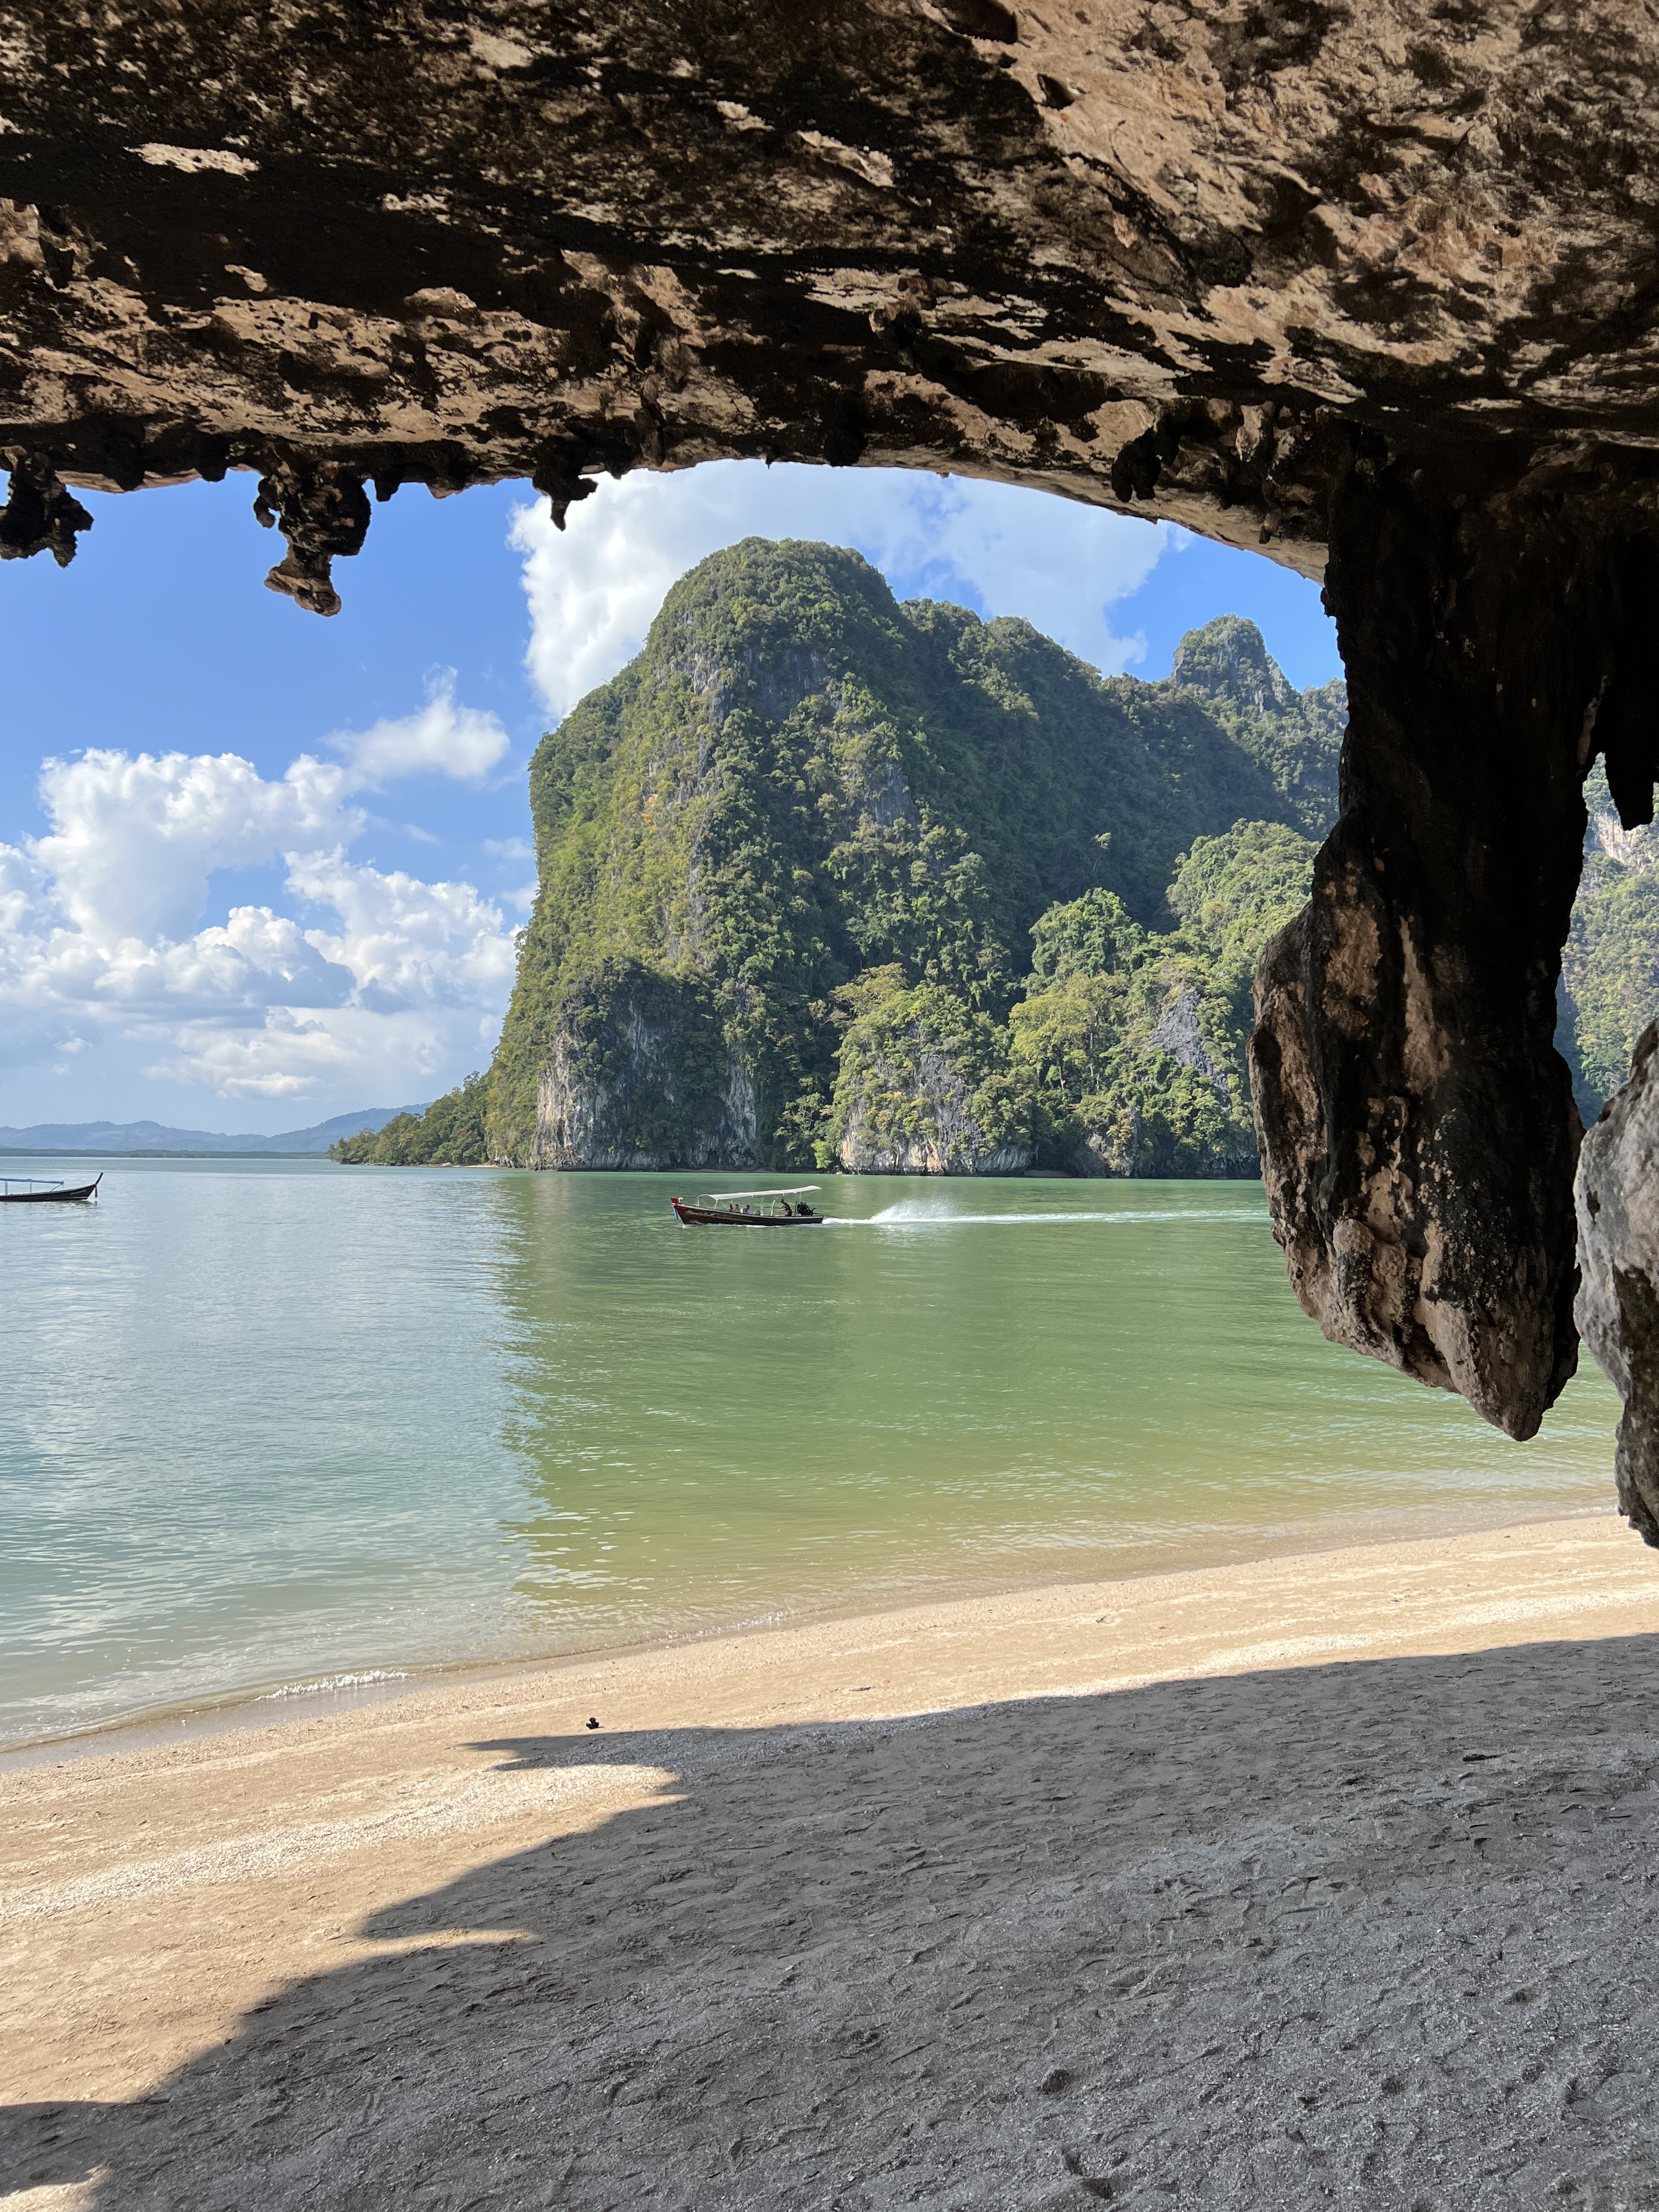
[1250,448,1659,1441]
[1575,1027,1659,1541]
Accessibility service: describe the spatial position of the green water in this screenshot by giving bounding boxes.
[0,1160,1622,1747]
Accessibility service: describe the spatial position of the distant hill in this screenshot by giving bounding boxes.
[0,1107,426,1156]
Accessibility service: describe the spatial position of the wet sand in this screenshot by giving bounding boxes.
[5,1512,1659,2209]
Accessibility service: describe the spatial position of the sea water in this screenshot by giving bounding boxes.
[0,1157,1622,1747]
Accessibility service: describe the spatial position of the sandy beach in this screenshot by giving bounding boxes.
[6,1510,1659,2209]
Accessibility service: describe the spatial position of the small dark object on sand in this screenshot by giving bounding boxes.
[586,1717,600,1730]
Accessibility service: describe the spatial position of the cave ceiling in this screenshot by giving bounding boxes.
[3,1,1659,605]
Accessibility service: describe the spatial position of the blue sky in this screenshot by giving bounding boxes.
[0,463,1339,1132]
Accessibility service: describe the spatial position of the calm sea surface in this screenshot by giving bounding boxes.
[0,1158,1623,1748]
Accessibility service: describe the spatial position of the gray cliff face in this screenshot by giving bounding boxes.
[1150,987,1231,1108]
[1575,1026,1659,1545]
[837,1044,1032,1177]
[533,968,755,1173]
[1070,1121,1258,1184]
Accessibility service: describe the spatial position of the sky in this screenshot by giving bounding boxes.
[0,461,1340,1134]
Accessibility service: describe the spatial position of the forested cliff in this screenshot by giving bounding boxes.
[335,539,1659,1176]
[341,541,1334,1173]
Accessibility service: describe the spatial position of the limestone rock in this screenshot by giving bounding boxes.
[1149,987,1232,1106]
[833,1000,1032,1176]
[1244,450,1659,1442]
[1575,1026,1659,1544]
[11,1,1659,593]
[533,961,755,1172]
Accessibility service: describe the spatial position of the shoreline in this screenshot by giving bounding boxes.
[8,1511,1659,2206]
[0,1486,1616,1771]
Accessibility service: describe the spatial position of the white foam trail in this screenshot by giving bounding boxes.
[826,1205,1265,1228]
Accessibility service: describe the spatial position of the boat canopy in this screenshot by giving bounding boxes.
[703,1185,821,1203]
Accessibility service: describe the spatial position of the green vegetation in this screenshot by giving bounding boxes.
[338,558,1659,1175]
[450,538,1347,1173]
[827,975,1034,1172]
[1559,767,1659,1120]
[330,1073,488,1165]
[1165,820,1321,1020]
[1009,820,1318,1177]
[1165,615,1343,838]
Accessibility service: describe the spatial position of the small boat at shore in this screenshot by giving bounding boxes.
[0,1173,102,1204]
[671,1184,826,1228]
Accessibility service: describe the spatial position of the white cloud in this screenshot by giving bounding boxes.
[139,1002,494,1102]
[329,670,509,785]
[287,854,518,1015]
[0,688,520,1104]
[22,668,507,959]
[511,460,1172,721]
[31,748,359,945]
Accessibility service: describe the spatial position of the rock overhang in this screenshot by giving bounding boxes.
[7,0,1659,607]
[9,0,1659,1479]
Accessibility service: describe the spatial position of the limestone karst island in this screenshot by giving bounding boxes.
[7,6,1659,2208]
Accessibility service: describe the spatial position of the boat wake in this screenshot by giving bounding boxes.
[827,1202,1264,1228]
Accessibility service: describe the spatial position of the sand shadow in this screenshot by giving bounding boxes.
[8,1633,1659,2210]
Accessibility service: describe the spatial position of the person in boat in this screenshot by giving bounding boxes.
[795,1201,814,1217]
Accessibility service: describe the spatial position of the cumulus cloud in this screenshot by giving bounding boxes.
[511,460,1172,721]
[328,670,509,785]
[0,678,520,1104]
[288,854,518,1016]
[139,1000,503,1103]
[32,748,358,945]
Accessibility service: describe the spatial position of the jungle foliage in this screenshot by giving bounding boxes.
[1560,766,1659,1120]
[1010,820,1319,1177]
[460,539,1347,1172]
[338,549,1659,1175]
[330,1072,489,1165]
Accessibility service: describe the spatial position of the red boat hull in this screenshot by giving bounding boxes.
[671,1199,824,1228]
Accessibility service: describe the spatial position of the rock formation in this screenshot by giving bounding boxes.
[1575,1029,1659,1541]
[488,540,1335,1173]
[833,1025,1034,1176]
[533,961,755,1172]
[8,1,1659,1452]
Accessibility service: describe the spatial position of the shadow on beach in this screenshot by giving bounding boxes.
[8,1634,1659,2210]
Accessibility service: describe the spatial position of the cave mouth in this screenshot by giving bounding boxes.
[7,434,1653,1461]
[8,0,1659,1467]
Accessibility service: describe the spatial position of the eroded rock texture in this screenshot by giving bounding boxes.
[1254,449,1659,1441]
[534,960,756,1171]
[1576,1029,1659,1538]
[9,1,1659,1437]
[11,2,1659,597]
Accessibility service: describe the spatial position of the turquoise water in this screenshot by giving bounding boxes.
[0,1158,1623,1747]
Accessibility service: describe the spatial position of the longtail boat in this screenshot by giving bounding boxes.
[0,1173,102,1204]
[671,1183,825,1228]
